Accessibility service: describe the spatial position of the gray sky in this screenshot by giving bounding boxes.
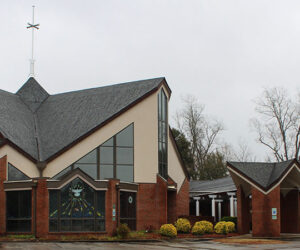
[1,0,300,160]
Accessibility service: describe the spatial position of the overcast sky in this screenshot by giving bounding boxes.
[1,0,300,160]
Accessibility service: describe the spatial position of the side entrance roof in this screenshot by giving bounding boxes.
[227,159,300,194]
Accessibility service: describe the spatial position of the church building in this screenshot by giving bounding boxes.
[0,77,189,237]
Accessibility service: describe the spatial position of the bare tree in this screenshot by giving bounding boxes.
[250,87,300,161]
[175,96,225,180]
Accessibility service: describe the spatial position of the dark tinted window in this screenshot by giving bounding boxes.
[6,190,31,232]
[158,89,168,179]
[7,163,30,181]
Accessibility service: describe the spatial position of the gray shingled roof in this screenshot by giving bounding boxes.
[190,176,236,196]
[228,159,298,190]
[0,77,165,161]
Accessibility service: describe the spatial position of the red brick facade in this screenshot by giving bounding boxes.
[0,170,189,236]
[252,186,281,237]
[0,156,7,234]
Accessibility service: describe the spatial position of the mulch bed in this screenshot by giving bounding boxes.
[0,232,240,242]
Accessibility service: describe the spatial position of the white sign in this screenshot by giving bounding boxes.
[272,208,277,216]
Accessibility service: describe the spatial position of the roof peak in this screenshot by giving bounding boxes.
[16,77,49,113]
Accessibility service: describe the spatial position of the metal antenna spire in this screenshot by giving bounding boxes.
[27,5,40,77]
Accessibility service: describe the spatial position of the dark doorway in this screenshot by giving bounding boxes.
[6,190,32,232]
[167,190,176,223]
[120,191,136,230]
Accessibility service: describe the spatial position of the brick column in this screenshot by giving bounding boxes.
[176,178,190,217]
[156,175,168,226]
[35,178,49,238]
[252,185,280,237]
[237,185,250,234]
[105,179,119,235]
[0,156,7,234]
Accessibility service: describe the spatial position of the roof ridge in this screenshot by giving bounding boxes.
[50,77,165,97]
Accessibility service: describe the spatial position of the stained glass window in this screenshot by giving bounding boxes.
[49,178,105,232]
[52,124,134,182]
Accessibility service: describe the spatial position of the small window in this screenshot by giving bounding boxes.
[7,163,30,181]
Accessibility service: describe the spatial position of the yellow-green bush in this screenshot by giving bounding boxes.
[214,221,229,234]
[191,224,205,235]
[159,224,177,237]
[174,218,191,233]
[194,220,214,234]
[224,221,235,233]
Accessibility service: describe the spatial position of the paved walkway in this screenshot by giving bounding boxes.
[1,239,300,250]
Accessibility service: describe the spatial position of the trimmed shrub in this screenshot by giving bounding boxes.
[175,218,191,233]
[159,224,177,237]
[193,220,214,234]
[191,224,205,235]
[214,221,229,234]
[221,216,237,226]
[225,221,235,233]
[116,223,130,239]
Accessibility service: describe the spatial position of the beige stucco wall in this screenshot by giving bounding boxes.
[44,88,161,183]
[168,135,186,192]
[0,145,39,178]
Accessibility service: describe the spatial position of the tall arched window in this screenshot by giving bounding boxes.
[158,89,168,179]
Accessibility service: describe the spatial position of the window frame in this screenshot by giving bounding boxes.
[52,123,134,182]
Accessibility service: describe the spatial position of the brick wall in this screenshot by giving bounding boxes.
[136,183,157,230]
[0,156,7,234]
[252,185,280,237]
[35,178,49,238]
[237,185,250,234]
[136,175,168,230]
[176,178,189,217]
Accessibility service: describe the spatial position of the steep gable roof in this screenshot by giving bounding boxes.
[0,77,168,162]
[227,159,299,192]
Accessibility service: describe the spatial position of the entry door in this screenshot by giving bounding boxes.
[120,191,136,230]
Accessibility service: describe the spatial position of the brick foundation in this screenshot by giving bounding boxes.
[252,186,280,237]
[237,185,250,234]
[0,156,7,234]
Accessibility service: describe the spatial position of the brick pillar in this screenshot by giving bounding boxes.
[105,179,119,235]
[176,178,190,218]
[237,185,250,234]
[281,190,299,233]
[35,178,49,238]
[156,175,168,226]
[0,156,7,234]
[252,185,280,237]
